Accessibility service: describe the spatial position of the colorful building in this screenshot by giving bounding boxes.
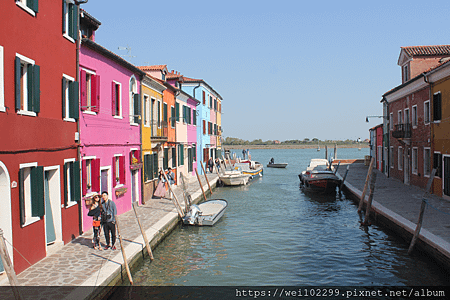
[79,13,145,232]
[0,0,80,274]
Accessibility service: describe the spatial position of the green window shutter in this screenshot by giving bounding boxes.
[193,110,196,126]
[171,106,175,127]
[19,169,26,226]
[72,161,81,202]
[172,147,176,168]
[63,163,68,207]
[70,3,78,41]
[143,155,149,181]
[27,0,39,13]
[62,77,67,119]
[163,103,168,123]
[176,102,180,121]
[163,148,168,170]
[152,153,158,179]
[27,64,33,112]
[62,0,66,34]
[193,144,196,161]
[134,93,140,123]
[179,144,184,166]
[32,64,40,113]
[15,57,21,111]
[31,166,45,217]
[69,81,79,119]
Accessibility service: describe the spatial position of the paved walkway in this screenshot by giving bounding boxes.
[336,163,450,244]
[0,174,218,298]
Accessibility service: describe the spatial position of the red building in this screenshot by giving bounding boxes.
[382,46,450,188]
[0,0,80,274]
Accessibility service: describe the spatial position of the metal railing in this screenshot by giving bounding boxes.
[393,123,412,139]
[150,120,168,140]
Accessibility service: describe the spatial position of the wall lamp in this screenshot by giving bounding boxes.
[365,115,389,123]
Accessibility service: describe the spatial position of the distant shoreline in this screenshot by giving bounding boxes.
[222,144,369,150]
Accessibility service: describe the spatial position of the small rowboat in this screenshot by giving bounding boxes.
[182,199,228,226]
[267,163,288,168]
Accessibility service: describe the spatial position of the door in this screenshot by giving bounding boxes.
[131,170,138,203]
[404,148,410,185]
[101,169,109,195]
[45,171,56,245]
[444,156,450,197]
[0,162,13,273]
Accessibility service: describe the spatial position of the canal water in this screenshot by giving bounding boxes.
[130,148,448,286]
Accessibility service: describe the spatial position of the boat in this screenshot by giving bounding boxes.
[182,199,228,226]
[267,162,288,168]
[219,170,251,186]
[298,159,341,193]
[234,160,263,178]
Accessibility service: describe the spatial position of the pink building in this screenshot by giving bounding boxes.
[79,15,145,231]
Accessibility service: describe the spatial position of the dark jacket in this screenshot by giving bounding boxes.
[87,205,101,220]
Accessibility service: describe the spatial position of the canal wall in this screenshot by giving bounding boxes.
[336,163,450,274]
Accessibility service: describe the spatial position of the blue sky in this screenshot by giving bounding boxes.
[82,0,450,142]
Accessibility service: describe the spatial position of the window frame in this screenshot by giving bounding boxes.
[112,80,122,119]
[143,95,150,127]
[19,162,41,227]
[434,152,442,178]
[398,146,403,171]
[62,0,78,43]
[412,147,418,175]
[424,100,430,125]
[389,112,393,130]
[62,73,78,122]
[397,110,402,125]
[63,158,80,208]
[16,0,38,16]
[433,92,442,123]
[412,105,417,128]
[15,53,39,117]
[390,146,394,169]
[424,147,431,177]
[80,68,98,115]
[0,46,4,112]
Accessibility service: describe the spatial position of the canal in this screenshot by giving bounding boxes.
[129,148,448,286]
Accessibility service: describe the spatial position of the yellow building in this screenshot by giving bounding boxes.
[427,61,450,199]
[140,75,166,202]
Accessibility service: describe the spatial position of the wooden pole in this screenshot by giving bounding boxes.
[0,229,22,299]
[362,171,377,225]
[132,202,153,260]
[339,165,350,192]
[408,168,436,255]
[334,144,337,160]
[195,168,208,202]
[115,218,133,285]
[358,157,375,217]
[162,171,184,218]
[325,145,328,160]
[200,161,213,195]
[334,161,341,174]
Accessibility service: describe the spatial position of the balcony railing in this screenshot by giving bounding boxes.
[150,121,168,141]
[392,123,411,139]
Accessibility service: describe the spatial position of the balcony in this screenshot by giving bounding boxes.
[150,121,168,141]
[392,123,411,139]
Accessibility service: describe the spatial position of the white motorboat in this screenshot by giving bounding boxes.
[182,199,228,226]
[219,170,251,186]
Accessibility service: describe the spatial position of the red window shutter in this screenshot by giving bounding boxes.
[202,91,205,105]
[119,155,126,184]
[92,158,101,192]
[203,120,206,135]
[80,70,87,110]
[82,159,87,195]
[92,74,100,113]
[112,82,116,116]
[136,150,141,163]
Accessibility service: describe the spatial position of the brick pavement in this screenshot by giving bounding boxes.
[0,174,218,298]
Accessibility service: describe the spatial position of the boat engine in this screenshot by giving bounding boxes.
[185,204,202,225]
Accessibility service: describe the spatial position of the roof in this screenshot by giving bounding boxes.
[138,65,167,71]
[401,45,450,57]
[80,9,101,28]
[81,39,145,77]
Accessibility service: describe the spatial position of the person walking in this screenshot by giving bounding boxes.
[166,168,175,199]
[87,194,102,250]
[101,191,117,250]
[208,158,214,173]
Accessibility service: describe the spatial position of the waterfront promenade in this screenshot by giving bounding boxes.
[336,162,450,273]
[0,174,218,299]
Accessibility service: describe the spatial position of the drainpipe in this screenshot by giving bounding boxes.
[193,83,201,99]
[424,73,434,193]
[75,0,88,235]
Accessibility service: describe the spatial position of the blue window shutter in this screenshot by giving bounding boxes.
[31,166,45,217]
[62,77,67,119]
[19,169,26,226]
[15,57,21,111]
[32,64,40,113]
[72,161,81,202]
[69,81,79,119]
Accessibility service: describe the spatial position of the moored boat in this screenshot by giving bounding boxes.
[219,171,251,186]
[183,199,228,226]
[267,163,288,168]
[234,160,263,178]
[298,158,340,194]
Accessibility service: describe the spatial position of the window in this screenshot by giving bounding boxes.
[398,146,403,170]
[389,112,393,130]
[82,157,100,195]
[15,54,40,116]
[182,105,191,124]
[214,99,217,111]
[412,147,418,175]
[188,148,193,172]
[63,0,78,42]
[62,74,79,120]
[171,106,175,128]
[390,146,394,168]
[424,148,431,176]
[163,148,169,170]
[0,46,4,112]
[178,144,184,166]
[202,91,206,105]
[193,109,197,126]
[163,103,168,124]
[412,105,417,127]
[130,76,140,124]
[130,149,141,166]
[433,92,442,122]
[403,65,409,82]
[434,152,442,178]
[208,122,212,135]
[175,102,180,122]
[19,163,44,226]
[80,69,99,113]
[203,120,206,135]
[113,155,125,186]
[64,159,80,207]
[143,95,150,127]
[424,101,430,124]
[16,0,38,16]
[172,147,177,168]
[112,81,122,117]
[397,110,402,125]
[144,153,158,181]
[404,108,410,125]
[210,96,213,108]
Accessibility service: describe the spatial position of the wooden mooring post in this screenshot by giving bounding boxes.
[0,229,22,300]
[200,161,213,195]
[362,171,377,226]
[358,157,375,220]
[325,145,328,160]
[339,165,350,192]
[115,218,133,285]
[195,168,208,202]
[132,202,154,260]
[334,144,337,160]
[408,168,436,255]
[162,171,185,218]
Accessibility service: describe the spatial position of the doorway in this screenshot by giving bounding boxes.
[404,148,410,185]
[131,170,139,203]
[0,162,12,273]
[443,156,450,199]
[43,167,62,249]
[100,167,111,196]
